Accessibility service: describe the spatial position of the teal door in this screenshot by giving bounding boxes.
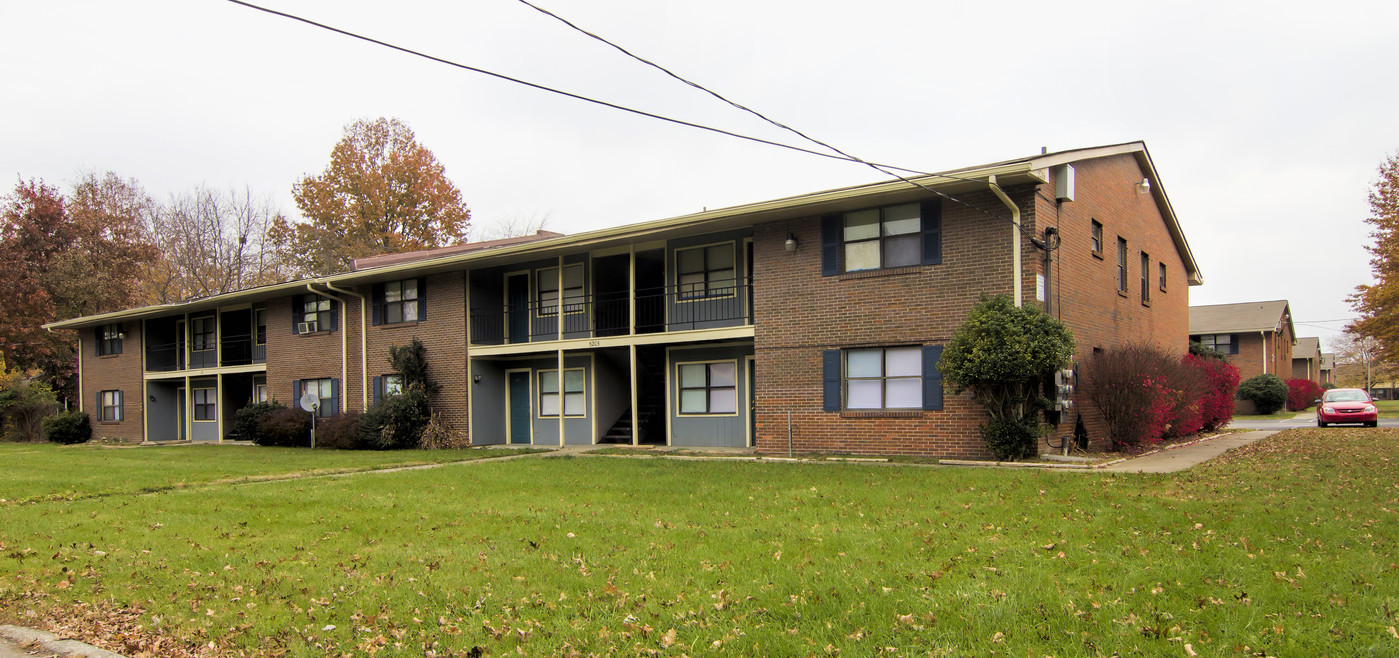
[508,371,532,444]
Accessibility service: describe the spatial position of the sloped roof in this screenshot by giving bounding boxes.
[351,231,565,270]
[1190,300,1292,335]
[1320,352,1335,369]
[46,141,1200,330]
[1294,337,1320,360]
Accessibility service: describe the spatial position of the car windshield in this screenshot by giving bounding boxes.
[1324,390,1369,402]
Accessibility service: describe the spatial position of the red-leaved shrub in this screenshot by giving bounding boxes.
[1186,353,1240,431]
[1286,378,1325,412]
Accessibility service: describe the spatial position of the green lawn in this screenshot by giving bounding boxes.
[1375,399,1399,418]
[3,432,1398,656]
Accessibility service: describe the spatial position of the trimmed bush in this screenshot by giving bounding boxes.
[1322,382,1337,390]
[980,416,1039,461]
[254,407,312,447]
[316,412,363,450]
[232,401,285,443]
[42,410,91,445]
[1187,353,1241,431]
[1286,378,1325,411]
[1238,374,1288,415]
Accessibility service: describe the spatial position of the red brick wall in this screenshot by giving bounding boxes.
[79,321,145,442]
[1044,156,1191,450]
[264,295,348,409]
[751,153,1193,458]
[359,272,470,436]
[1216,329,1292,384]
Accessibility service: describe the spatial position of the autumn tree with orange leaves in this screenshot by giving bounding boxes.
[1351,152,1399,361]
[272,117,471,276]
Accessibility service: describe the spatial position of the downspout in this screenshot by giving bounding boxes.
[987,175,1023,307]
[320,280,369,412]
[1260,331,1268,374]
[306,283,348,414]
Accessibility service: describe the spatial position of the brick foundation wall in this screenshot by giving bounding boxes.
[79,321,145,442]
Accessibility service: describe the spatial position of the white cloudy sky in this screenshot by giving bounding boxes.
[3,0,1397,347]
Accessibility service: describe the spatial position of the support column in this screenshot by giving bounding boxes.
[629,343,639,446]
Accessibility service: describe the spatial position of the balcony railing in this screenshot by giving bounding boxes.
[469,277,752,346]
[144,333,265,372]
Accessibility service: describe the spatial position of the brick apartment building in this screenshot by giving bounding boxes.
[1189,300,1295,382]
[1291,336,1333,386]
[47,141,1201,458]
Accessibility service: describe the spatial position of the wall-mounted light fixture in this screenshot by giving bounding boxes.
[784,232,798,252]
[472,375,482,384]
[1136,177,1151,195]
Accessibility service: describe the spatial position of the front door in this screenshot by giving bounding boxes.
[507,371,532,444]
[507,274,529,344]
[747,358,757,447]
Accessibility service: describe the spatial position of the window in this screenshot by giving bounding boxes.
[97,324,123,356]
[299,296,333,332]
[842,203,921,272]
[1195,334,1239,355]
[254,308,267,345]
[538,264,584,315]
[255,383,268,403]
[677,361,737,414]
[676,243,736,300]
[539,369,585,417]
[844,347,922,410]
[1158,263,1168,292]
[191,316,215,352]
[1140,252,1150,303]
[383,279,420,324]
[298,378,336,417]
[1090,220,1103,255]
[383,375,403,396]
[193,388,217,421]
[99,390,122,422]
[1116,237,1128,293]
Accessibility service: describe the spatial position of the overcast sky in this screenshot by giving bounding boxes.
[3,0,1397,349]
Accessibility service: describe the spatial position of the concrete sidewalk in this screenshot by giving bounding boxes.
[1100,430,1277,473]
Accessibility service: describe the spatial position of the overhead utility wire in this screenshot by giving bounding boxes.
[514,0,1035,236]
[227,0,925,175]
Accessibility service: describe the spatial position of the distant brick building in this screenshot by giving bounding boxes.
[49,141,1201,458]
[1190,300,1295,382]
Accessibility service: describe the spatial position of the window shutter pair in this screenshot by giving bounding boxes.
[820,345,943,411]
[819,200,942,275]
[370,279,428,326]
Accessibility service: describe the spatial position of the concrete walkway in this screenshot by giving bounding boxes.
[1100,430,1277,473]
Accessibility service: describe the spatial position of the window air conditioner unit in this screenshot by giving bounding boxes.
[298,321,316,334]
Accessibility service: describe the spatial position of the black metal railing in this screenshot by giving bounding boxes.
[469,276,752,346]
[145,341,185,372]
[144,334,262,371]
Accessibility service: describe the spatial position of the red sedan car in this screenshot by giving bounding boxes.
[1316,388,1379,427]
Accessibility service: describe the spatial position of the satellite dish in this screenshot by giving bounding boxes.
[298,393,320,412]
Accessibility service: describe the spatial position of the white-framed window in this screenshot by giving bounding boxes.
[844,347,922,410]
[1140,252,1151,304]
[537,264,584,315]
[299,378,335,417]
[99,390,123,422]
[539,369,585,417]
[97,323,123,356]
[1158,262,1168,292]
[191,316,216,352]
[193,388,217,421]
[301,296,332,331]
[254,308,267,345]
[254,383,268,403]
[842,203,921,272]
[676,243,736,300]
[1116,237,1128,293]
[677,361,737,415]
[383,374,403,397]
[1090,220,1103,255]
[383,279,420,324]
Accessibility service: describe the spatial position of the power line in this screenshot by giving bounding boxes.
[226,0,922,174]
[513,0,1035,236]
[226,0,1033,237]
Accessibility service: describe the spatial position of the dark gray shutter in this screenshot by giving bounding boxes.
[820,214,841,276]
[327,300,339,332]
[920,200,942,266]
[417,277,427,322]
[330,378,340,416]
[1231,334,1240,355]
[922,345,944,411]
[371,284,383,326]
[291,380,300,406]
[822,349,841,411]
[95,391,102,421]
[372,376,382,406]
[292,296,302,334]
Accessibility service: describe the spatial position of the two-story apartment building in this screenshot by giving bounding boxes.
[48,141,1201,458]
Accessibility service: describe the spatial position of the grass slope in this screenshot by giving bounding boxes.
[2,431,1397,656]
